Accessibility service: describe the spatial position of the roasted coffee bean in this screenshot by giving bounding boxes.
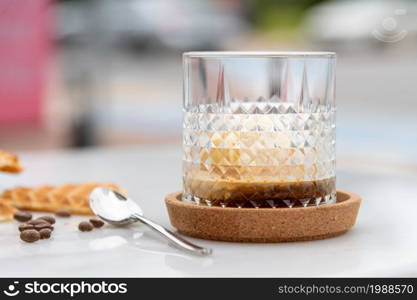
[28,219,50,226]
[89,218,104,228]
[39,228,52,239]
[20,229,40,243]
[34,223,53,230]
[13,211,32,222]
[56,209,71,217]
[38,215,56,224]
[78,221,93,232]
[18,223,34,232]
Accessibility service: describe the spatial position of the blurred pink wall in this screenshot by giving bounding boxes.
[0,0,52,125]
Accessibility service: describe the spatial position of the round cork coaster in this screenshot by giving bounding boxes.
[165,190,361,243]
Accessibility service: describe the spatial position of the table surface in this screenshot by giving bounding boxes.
[0,145,416,277]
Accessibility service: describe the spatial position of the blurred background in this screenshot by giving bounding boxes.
[0,0,416,175]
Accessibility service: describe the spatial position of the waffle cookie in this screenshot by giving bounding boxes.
[0,150,23,173]
[1,182,124,215]
[0,198,17,222]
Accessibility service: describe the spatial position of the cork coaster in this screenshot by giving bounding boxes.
[165,190,361,243]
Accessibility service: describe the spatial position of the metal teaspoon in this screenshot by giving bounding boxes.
[89,187,212,256]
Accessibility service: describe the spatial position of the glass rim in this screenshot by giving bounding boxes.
[183,51,336,58]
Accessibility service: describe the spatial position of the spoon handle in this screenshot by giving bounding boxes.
[132,213,212,256]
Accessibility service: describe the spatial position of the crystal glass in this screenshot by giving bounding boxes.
[182,52,336,208]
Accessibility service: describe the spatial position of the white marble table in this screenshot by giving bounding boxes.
[0,145,416,277]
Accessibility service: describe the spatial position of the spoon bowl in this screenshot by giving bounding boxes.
[89,187,143,225]
[89,187,212,256]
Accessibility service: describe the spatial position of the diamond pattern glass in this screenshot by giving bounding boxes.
[182,52,336,208]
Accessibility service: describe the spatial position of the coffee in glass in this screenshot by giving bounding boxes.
[182,52,336,208]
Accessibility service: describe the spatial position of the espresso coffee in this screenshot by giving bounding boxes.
[184,176,335,208]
